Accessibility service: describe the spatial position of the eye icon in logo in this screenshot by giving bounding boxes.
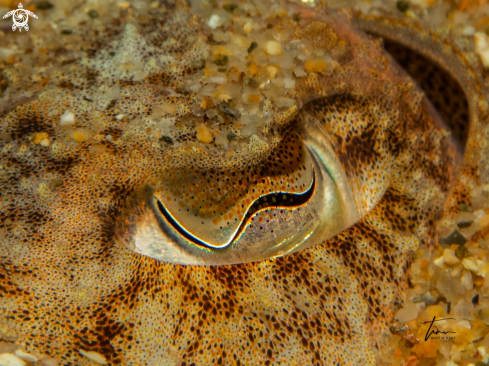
[3,3,38,32]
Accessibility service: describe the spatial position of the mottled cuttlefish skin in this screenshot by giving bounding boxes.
[0,0,487,365]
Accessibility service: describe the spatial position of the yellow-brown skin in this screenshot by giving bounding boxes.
[0,1,487,365]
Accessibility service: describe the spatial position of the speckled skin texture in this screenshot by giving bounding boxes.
[0,1,488,365]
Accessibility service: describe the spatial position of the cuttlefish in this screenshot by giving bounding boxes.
[0,0,488,365]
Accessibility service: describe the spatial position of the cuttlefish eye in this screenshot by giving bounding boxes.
[117,12,447,266]
[122,95,394,265]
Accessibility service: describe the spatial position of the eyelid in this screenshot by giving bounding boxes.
[154,170,317,250]
[132,137,360,265]
[151,139,315,250]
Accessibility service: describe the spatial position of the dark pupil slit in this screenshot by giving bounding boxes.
[156,169,316,249]
[245,175,316,218]
[381,38,470,150]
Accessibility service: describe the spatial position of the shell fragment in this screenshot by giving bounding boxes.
[0,353,27,366]
[77,350,107,365]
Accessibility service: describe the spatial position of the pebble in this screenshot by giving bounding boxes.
[462,258,479,272]
[474,275,485,286]
[70,129,90,143]
[457,319,472,329]
[0,48,15,62]
[243,21,254,34]
[479,263,489,277]
[248,62,259,76]
[217,102,241,118]
[77,350,107,365]
[196,123,213,143]
[247,94,260,103]
[14,350,38,363]
[443,248,460,266]
[266,65,278,79]
[461,269,473,290]
[426,304,445,319]
[208,14,222,29]
[60,111,75,126]
[283,76,295,89]
[215,132,229,148]
[218,94,232,102]
[160,136,174,145]
[0,353,26,366]
[36,357,59,366]
[88,9,99,19]
[395,302,419,322]
[153,130,162,139]
[405,9,417,19]
[474,32,489,68]
[263,40,283,56]
[462,26,476,36]
[396,0,409,12]
[305,59,328,73]
[478,213,489,228]
[433,255,446,268]
[404,355,419,366]
[30,132,49,146]
[439,230,467,245]
[161,103,178,115]
[116,2,131,9]
[413,291,437,305]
